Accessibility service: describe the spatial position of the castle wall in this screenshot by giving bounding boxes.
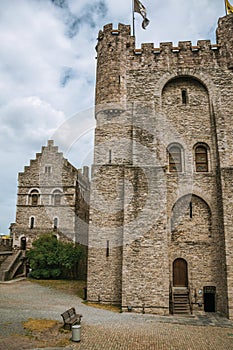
[221,169,233,318]
[87,164,124,303]
[122,166,169,314]
[169,193,225,312]
[88,14,233,317]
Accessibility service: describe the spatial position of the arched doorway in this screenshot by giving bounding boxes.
[20,237,26,250]
[173,258,188,287]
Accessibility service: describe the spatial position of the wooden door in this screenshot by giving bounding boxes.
[173,258,188,287]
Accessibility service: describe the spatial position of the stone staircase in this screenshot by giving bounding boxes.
[0,250,26,281]
[172,287,192,315]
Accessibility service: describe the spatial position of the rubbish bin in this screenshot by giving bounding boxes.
[72,324,81,342]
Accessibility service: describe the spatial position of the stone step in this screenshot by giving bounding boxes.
[0,251,25,281]
[174,305,189,310]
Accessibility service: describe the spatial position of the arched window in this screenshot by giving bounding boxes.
[53,217,58,229]
[29,216,35,229]
[52,190,62,206]
[195,145,208,172]
[168,144,183,172]
[29,189,40,206]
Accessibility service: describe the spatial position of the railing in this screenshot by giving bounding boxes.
[169,282,174,314]
[0,237,13,252]
[2,250,26,281]
[188,285,193,314]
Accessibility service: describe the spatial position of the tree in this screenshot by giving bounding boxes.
[27,234,83,279]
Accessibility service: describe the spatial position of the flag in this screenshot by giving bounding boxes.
[226,0,233,14]
[134,0,150,29]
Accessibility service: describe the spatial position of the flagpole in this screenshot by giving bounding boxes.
[225,0,227,15]
[132,0,135,36]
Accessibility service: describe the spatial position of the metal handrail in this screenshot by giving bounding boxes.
[169,282,174,314]
[188,285,193,314]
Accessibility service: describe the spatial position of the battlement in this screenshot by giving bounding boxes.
[101,23,131,36]
[95,14,233,106]
[96,15,233,66]
[133,40,220,55]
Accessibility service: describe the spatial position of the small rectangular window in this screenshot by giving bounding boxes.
[45,166,52,174]
[181,89,188,105]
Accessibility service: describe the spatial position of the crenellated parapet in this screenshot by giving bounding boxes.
[95,15,233,107]
[96,15,233,61]
[134,40,220,56]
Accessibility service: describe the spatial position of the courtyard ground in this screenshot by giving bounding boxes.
[0,279,233,350]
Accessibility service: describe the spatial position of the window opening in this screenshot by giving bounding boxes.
[169,146,182,172]
[53,217,58,229]
[106,240,110,257]
[30,190,39,206]
[195,146,208,172]
[30,217,35,229]
[189,201,193,218]
[45,166,52,174]
[53,190,62,206]
[109,150,112,164]
[20,237,26,250]
[181,89,188,105]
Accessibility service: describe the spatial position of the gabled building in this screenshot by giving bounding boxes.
[11,140,90,255]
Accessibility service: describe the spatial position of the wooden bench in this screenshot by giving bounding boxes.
[61,307,82,330]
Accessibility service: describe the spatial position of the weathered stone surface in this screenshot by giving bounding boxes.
[11,141,90,278]
[87,14,233,318]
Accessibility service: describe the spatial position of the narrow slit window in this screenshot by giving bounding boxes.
[30,217,35,229]
[106,240,110,257]
[181,89,188,105]
[109,150,112,164]
[189,202,193,218]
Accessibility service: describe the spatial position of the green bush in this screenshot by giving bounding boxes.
[27,234,83,279]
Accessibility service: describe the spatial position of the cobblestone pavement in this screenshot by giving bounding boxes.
[0,279,233,350]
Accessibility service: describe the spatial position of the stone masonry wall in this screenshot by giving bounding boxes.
[122,166,169,314]
[12,141,90,252]
[88,14,233,317]
[87,164,124,303]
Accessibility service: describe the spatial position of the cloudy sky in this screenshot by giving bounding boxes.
[0,0,226,233]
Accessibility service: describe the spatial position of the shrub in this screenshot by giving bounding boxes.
[27,234,83,279]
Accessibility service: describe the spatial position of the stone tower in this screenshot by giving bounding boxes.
[87,14,233,318]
